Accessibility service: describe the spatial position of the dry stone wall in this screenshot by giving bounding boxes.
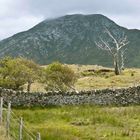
[0,86,140,107]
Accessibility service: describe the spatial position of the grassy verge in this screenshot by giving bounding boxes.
[13,105,140,140]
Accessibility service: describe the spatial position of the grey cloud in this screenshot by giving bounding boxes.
[0,0,140,40]
[26,0,140,17]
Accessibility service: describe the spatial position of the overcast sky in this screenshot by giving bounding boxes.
[0,0,140,40]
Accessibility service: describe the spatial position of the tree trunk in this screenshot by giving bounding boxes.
[114,61,120,75]
[27,81,32,92]
[114,54,120,75]
[120,51,125,71]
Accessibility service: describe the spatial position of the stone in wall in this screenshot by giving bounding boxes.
[0,86,140,107]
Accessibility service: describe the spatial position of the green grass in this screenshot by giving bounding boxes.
[0,126,12,140]
[13,105,140,140]
[16,65,140,140]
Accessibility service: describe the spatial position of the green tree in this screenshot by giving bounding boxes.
[43,62,77,92]
[16,58,42,92]
[0,57,42,91]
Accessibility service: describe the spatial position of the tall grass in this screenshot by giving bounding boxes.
[13,105,140,140]
[0,126,11,140]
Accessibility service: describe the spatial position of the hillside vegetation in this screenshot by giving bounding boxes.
[0,57,140,92]
[0,14,140,67]
[1,61,140,140]
[30,64,140,92]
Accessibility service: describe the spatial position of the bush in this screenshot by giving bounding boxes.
[43,62,77,92]
[0,57,42,91]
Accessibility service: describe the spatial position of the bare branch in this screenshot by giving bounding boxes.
[95,38,114,56]
[118,41,129,50]
[104,28,129,51]
[120,48,127,70]
[104,28,119,50]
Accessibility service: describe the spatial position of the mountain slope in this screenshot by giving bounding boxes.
[0,14,140,67]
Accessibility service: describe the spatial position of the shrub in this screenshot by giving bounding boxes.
[0,57,42,91]
[43,62,77,92]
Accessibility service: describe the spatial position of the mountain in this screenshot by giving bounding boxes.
[0,14,140,67]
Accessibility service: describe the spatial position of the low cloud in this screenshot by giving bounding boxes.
[0,0,140,40]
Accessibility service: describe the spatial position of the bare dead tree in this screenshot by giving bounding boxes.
[120,48,127,70]
[95,28,129,75]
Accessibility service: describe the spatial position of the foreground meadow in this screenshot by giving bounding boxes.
[13,105,140,140]
[0,126,10,140]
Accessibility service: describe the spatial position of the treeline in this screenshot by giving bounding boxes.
[0,57,77,92]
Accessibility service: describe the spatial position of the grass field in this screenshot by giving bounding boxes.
[29,65,140,92]
[0,126,9,140]
[7,65,140,140]
[13,105,140,140]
